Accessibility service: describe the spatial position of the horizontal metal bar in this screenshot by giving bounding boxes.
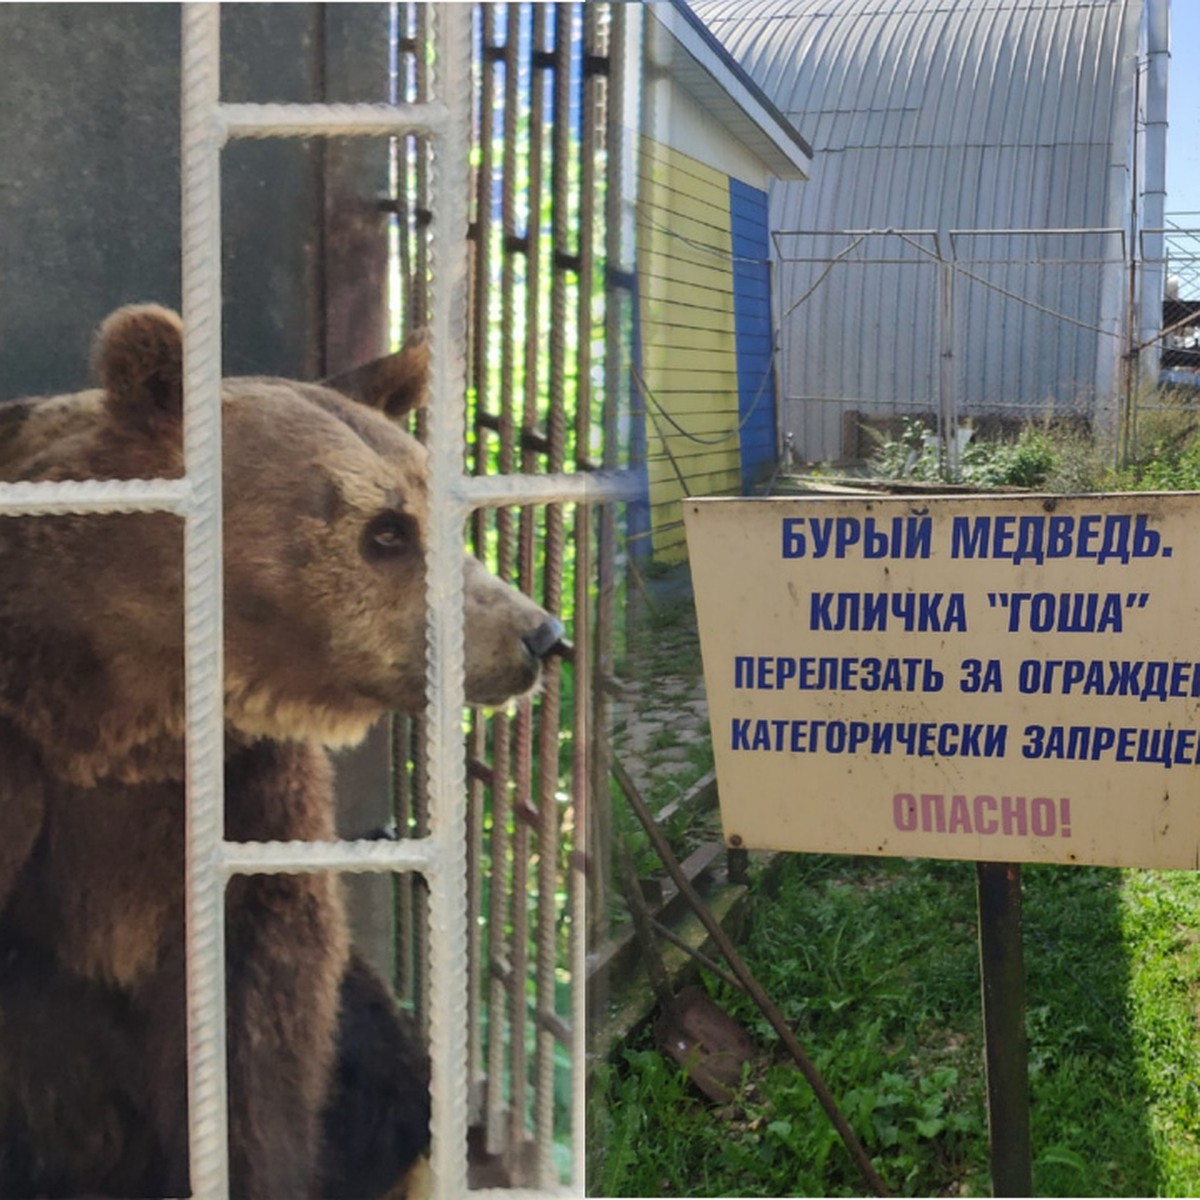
[220,101,450,140]
[222,837,436,877]
[533,1008,571,1044]
[457,469,638,508]
[774,225,1124,238]
[0,477,191,516]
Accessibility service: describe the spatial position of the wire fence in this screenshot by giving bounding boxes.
[760,221,1200,469]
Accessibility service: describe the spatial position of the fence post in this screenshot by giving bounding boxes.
[937,228,958,478]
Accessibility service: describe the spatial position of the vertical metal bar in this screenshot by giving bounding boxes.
[570,6,603,1184]
[180,4,230,1196]
[423,8,473,1197]
[521,0,548,477]
[976,862,1033,1198]
[938,231,958,479]
[393,4,413,337]
[518,7,549,1026]
[465,4,491,1124]
[413,3,431,333]
[509,697,535,1159]
[390,0,419,1019]
[482,3,525,1161]
[475,2,513,1152]
[591,0,628,1003]
[410,0,433,1044]
[533,5,572,1185]
[413,719,432,1038]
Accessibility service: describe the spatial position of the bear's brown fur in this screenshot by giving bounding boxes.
[0,305,559,1198]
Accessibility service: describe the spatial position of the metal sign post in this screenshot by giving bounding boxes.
[976,862,1032,1197]
[686,492,1200,1196]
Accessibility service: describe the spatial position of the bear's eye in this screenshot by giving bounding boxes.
[362,511,418,562]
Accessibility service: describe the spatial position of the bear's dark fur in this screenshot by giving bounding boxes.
[0,936,429,1199]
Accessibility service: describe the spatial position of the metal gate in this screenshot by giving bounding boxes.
[0,3,630,1196]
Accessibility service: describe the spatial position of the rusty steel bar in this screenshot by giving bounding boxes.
[464,5,496,1122]
[588,0,630,1007]
[474,3,516,1155]
[530,6,574,1184]
[569,7,604,1180]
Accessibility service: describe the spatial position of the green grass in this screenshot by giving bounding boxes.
[594,414,1200,1198]
[589,858,1200,1196]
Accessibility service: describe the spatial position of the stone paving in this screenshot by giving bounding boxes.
[610,599,712,804]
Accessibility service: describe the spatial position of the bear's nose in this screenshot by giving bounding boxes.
[523,617,564,661]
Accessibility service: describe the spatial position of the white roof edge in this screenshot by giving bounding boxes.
[646,1,812,181]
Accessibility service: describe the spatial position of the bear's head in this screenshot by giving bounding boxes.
[0,305,562,784]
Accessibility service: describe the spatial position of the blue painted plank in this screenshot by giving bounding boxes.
[729,180,777,489]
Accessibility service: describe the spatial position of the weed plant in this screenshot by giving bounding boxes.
[870,418,1061,489]
[867,390,1200,494]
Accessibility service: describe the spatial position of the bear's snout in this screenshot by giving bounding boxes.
[522,617,564,662]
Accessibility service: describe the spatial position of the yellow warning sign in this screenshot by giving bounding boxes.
[685,493,1200,869]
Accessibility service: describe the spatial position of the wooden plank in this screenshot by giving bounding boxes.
[641,400,740,426]
[640,223,733,266]
[641,311,739,339]
[638,189,730,237]
[638,269,733,304]
[641,399,740,425]
[640,135,729,193]
[638,296,735,330]
[639,230,731,270]
[639,368,740,392]
[648,457,741,488]
[643,344,739,374]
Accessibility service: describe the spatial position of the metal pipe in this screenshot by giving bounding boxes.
[613,758,892,1199]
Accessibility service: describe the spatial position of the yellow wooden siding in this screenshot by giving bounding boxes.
[637,137,740,563]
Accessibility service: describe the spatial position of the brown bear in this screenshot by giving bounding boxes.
[0,305,561,1198]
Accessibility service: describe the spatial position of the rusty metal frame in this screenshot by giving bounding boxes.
[390,4,625,1190]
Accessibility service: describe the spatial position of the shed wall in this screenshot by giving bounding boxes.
[637,137,741,562]
[695,0,1147,462]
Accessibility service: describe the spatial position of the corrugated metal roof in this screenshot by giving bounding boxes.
[689,0,1153,462]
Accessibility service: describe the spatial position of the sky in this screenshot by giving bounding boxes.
[1167,3,1200,215]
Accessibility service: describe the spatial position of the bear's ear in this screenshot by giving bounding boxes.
[93,304,184,434]
[321,328,429,420]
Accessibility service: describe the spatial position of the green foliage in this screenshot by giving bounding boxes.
[1114,393,1200,490]
[867,391,1200,495]
[589,857,1200,1197]
[868,418,1060,489]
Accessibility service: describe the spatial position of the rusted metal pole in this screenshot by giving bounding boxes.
[613,759,891,1197]
[976,862,1033,1197]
